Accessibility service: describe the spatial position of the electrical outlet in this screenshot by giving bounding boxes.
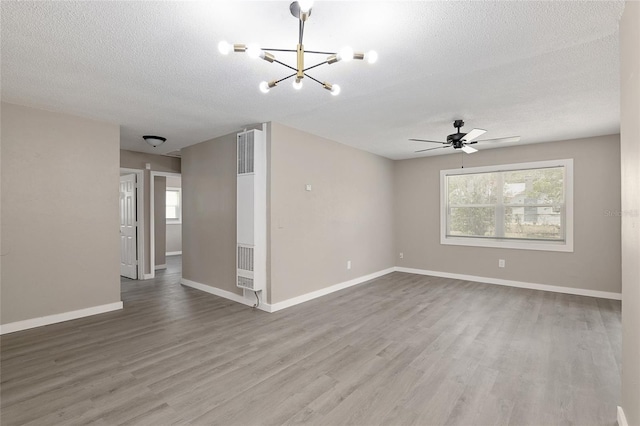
[499,259,505,268]
[347,260,351,270]
[305,184,312,191]
[399,252,404,259]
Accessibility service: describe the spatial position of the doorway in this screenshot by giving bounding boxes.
[120,168,145,280]
[150,171,182,276]
[119,173,137,279]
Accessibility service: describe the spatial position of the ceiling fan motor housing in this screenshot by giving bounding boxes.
[447,132,467,148]
[447,119,467,148]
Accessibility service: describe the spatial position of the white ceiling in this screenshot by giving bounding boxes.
[1,1,624,160]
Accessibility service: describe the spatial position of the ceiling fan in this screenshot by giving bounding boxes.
[410,120,521,154]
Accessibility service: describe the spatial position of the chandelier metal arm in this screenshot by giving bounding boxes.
[303,60,329,73]
[262,48,298,53]
[260,48,336,55]
[304,50,337,55]
[275,72,298,84]
[303,73,323,85]
[273,59,298,72]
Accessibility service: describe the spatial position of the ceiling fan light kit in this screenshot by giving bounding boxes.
[410,119,521,155]
[218,1,377,95]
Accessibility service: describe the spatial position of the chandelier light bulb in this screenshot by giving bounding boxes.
[331,84,341,96]
[338,46,354,62]
[297,0,314,13]
[366,50,378,64]
[259,81,270,93]
[247,44,262,59]
[218,41,231,55]
[292,79,303,90]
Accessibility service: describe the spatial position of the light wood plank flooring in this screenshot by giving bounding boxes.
[1,262,621,425]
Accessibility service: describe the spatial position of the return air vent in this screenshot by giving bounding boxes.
[237,245,254,272]
[237,276,255,290]
[237,131,255,175]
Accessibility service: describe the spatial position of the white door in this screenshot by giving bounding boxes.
[120,174,137,279]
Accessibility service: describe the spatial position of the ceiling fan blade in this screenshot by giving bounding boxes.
[461,145,478,154]
[409,138,448,144]
[475,136,521,144]
[415,146,450,153]
[463,128,487,143]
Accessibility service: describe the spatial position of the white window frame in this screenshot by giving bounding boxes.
[440,159,574,252]
[166,187,182,224]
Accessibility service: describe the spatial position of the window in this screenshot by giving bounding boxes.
[166,187,181,223]
[440,159,573,252]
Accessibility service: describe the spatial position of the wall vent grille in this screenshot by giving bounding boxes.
[237,132,255,175]
[237,246,254,271]
[237,276,255,290]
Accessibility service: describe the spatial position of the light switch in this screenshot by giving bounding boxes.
[305,184,312,191]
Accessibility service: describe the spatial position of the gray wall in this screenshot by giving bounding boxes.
[1,102,121,324]
[166,175,182,254]
[166,223,182,253]
[181,123,395,305]
[181,131,239,296]
[620,1,640,423]
[154,176,166,267]
[394,135,621,294]
[269,123,396,304]
[120,150,180,275]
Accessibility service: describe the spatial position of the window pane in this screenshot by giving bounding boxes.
[503,168,564,205]
[448,207,496,237]
[166,190,179,206]
[442,160,571,250]
[448,172,498,205]
[505,207,563,240]
[166,206,178,219]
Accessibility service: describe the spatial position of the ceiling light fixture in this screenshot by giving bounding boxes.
[219,1,377,95]
[143,135,167,147]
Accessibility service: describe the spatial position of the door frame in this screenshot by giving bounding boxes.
[120,168,145,280]
[150,171,182,277]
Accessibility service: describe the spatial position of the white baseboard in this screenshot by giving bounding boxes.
[395,267,622,300]
[269,267,396,312]
[0,302,123,335]
[617,406,629,426]
[181,267,395,314]
[155,264,167,270]
[142,273,154,280]
[180,265,618,313]
[166,251,182,256]
[180,278,272,313]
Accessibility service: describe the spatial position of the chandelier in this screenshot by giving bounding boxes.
[218,1,377,95]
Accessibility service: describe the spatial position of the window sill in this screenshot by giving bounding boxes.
[441,236,573,252]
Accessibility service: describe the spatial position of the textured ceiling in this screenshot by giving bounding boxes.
[1,1,624,160]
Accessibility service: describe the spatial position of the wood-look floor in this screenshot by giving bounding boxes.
[1,257,621,426]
